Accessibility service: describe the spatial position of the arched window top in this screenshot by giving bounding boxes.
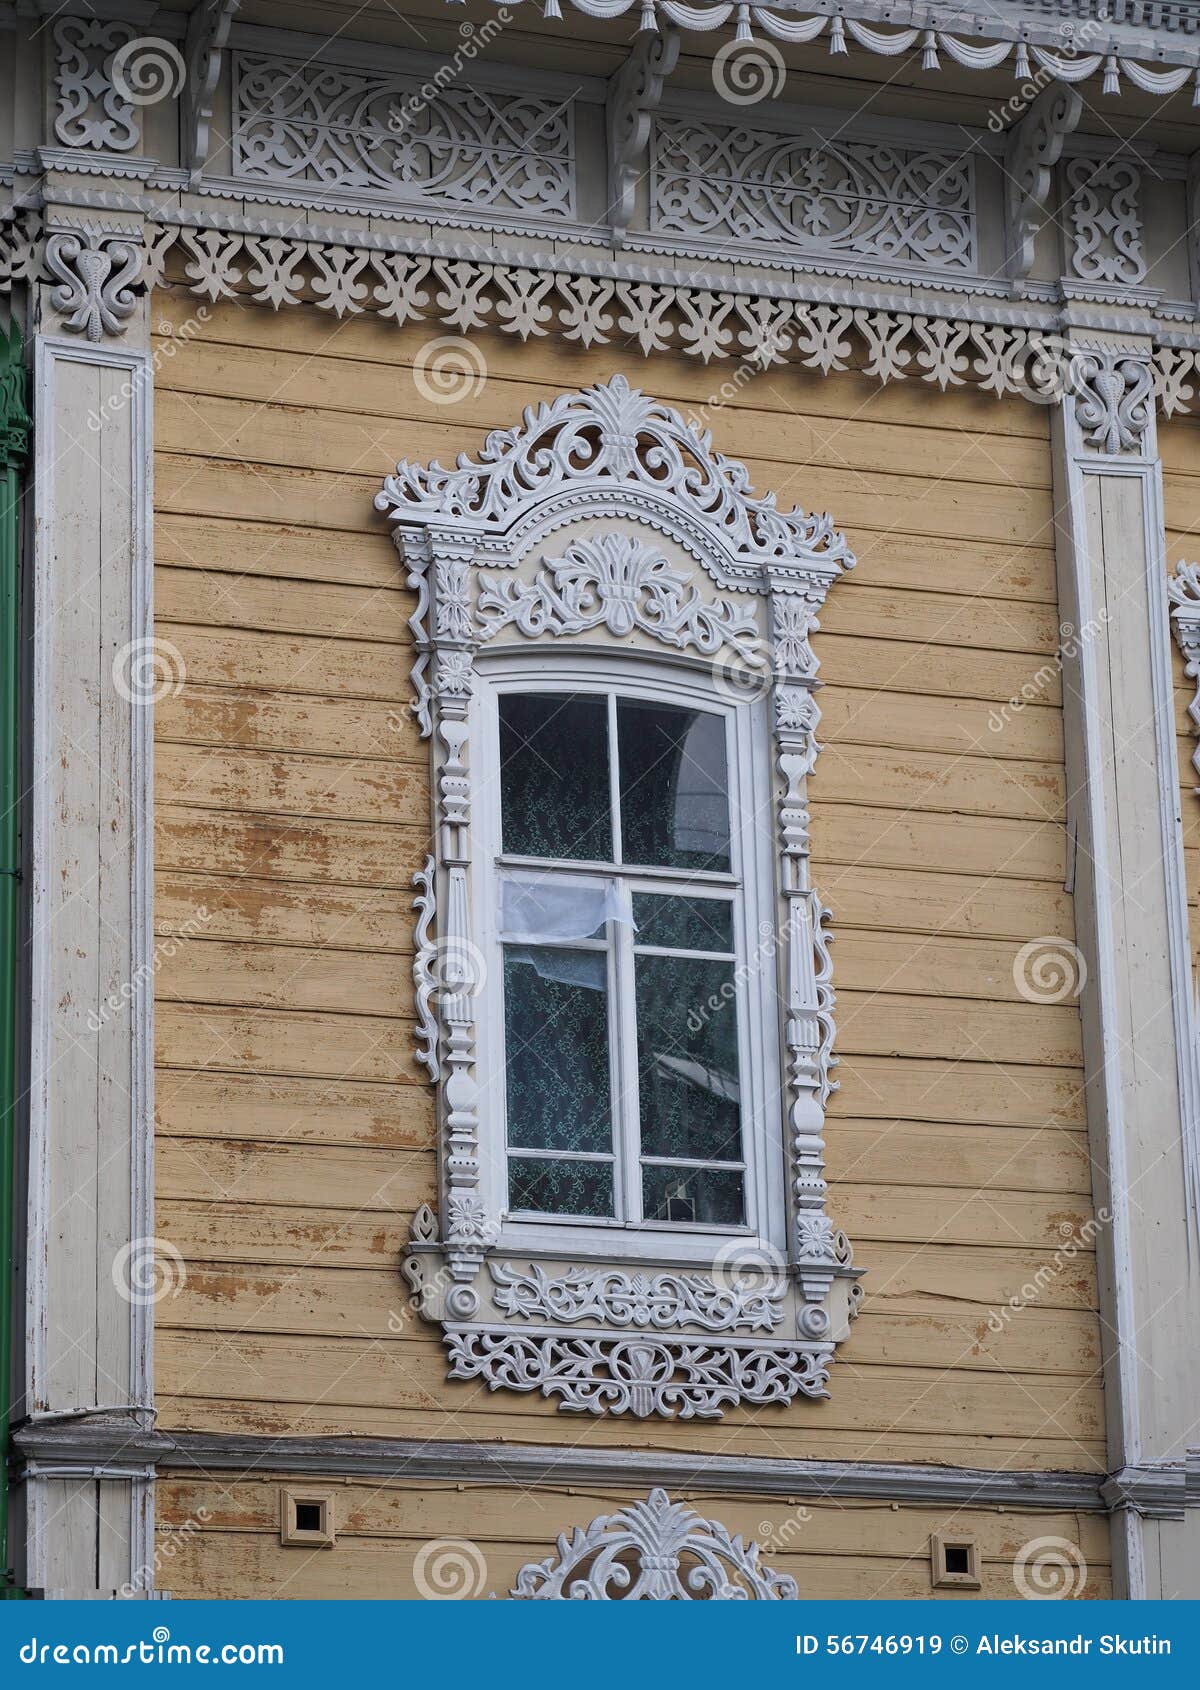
[377,375,862,1422]
[375,371,855,585]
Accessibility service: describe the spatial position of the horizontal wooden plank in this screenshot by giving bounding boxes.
[156,808,431,888]
[155,1069,432,1152]
[827,1120,1091,1193]
[155,744,427,825]
[155,1328,1105,1442]
[155,1390,1106,1470]
[156,990,1080,1074]
[158,1261,1100,1378]
[157,736,1060,829]
[149,1528,1108,1601]
[818,633,1062,707]
[157,1202,1098,1316]
[157,565,411,645]
[828,1056,1084,1129]
[156,1476,1110,1564]
[156,864,1072,956]
[815,804,1066,884]
[155,451,1049,551]
[156,514,404,590]
[158,623,412,703]
[157,685,420,762]
[156,872,416,953]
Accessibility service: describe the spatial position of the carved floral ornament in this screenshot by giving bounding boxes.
[377,374,863,1418]
[508,1489,797,1599]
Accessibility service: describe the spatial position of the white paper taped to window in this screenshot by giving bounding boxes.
[499,873,634,944]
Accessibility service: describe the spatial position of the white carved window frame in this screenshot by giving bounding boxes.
[375,374,863,1421]
[472,650,786,1265]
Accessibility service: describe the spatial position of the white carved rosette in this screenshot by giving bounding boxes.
[382,376,863,1418]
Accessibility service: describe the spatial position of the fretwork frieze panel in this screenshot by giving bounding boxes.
[231,53,576,217]
[650,118,976,273]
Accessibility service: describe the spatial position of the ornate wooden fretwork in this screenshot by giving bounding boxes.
[380,374,862,1417]
[509,1489,798,1599]
[231,52,576,217]
[651,118,975,272]
[1065,156,1147,287]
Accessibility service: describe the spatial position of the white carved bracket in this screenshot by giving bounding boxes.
[377,374,863,1418]
[184,0,242,180]
[1004,83,1083,280]
[606,26,679,243]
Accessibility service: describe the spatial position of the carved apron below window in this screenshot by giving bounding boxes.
[375,374,863,1419]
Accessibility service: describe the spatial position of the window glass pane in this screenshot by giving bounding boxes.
[509,1157,615,1219]
[642,1165,745,1227]
[617,701,730,872]
[635,954,742,1164]
[503,947,612,1155]
[500,693,611,862]
[632,892,734,954]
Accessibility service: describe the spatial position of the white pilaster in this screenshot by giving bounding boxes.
[16,283,155,1595]
[1052,345,1200,1599]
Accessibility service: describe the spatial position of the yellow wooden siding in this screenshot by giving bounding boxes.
[154,1476,1110,1601]
[1161,415,1200,964]
[152,291,1099,1477]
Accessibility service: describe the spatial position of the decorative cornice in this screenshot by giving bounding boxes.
[472,0,1200,101]
[13,1421,1130,1513]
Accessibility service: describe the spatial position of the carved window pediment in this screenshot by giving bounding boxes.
[376,375,862,1419]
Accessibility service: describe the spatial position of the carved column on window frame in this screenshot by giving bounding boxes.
[1003,83,1082,280]
[1168,563,1200,789]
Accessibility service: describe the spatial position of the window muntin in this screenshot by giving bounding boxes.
[494,683,754,1233]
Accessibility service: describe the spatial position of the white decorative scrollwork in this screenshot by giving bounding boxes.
[184,0,242,175]
[44,228,142,342]
[509,1489,798,1599]
[1168,563,1200,788]
[477,533,760,655]
[1004,84,1083,280]
[53,18,140,152]
[651,118,975,272]
[446,1330,831,1418]
[1065,158,1146,288]
[231,53,574,218]
[489,1262,785,1333]
[1073,350,1155,455]
[412,857,440,1083]
[377,373,852,586]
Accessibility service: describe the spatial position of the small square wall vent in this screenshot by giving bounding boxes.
[279,1488,336,1549]
[930,1533,980,1589]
